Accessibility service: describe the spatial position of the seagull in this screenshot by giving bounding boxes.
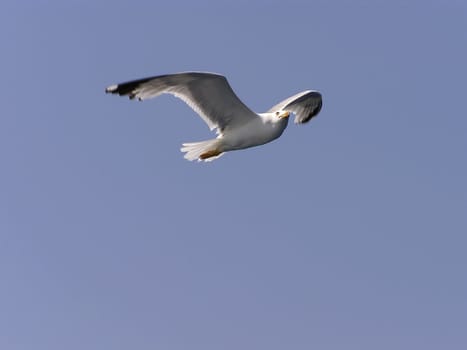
[105,72,322,162]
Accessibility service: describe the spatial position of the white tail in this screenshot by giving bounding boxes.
[180,139,224,162]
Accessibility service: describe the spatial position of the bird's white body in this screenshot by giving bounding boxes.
[106,72,322,162]
[222,113,288,151]
[181,113,288,161]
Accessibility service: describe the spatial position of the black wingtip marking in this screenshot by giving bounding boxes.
[301,95,323,124]
[105,76,157,98]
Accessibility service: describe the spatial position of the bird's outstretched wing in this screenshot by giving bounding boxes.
[268,90,322,124]
[105,72,258,132]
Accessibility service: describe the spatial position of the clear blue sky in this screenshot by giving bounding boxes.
[1,1,466,349]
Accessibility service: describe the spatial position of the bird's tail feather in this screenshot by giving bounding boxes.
[180,139,224,162]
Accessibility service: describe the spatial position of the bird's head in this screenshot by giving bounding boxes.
[259,111,290,124]
[258,111,290,130]
[261,110,290,126]
[275,110,290,120]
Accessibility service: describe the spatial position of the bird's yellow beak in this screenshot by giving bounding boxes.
[278,111,290,119]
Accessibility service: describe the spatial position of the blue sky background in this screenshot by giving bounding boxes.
[1,1,466,349]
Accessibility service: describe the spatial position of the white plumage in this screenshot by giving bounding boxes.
[106,72,322,162]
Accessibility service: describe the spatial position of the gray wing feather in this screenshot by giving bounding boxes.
[268,90,323,124]
[106,72,258,132]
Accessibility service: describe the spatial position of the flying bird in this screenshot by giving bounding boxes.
[105,72,322,162]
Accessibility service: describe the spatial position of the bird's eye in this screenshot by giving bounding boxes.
[275,111,279,116]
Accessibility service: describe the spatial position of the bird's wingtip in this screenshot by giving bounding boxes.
[105,84,118,93]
